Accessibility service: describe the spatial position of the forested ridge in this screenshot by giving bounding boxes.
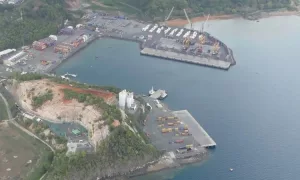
[0,0,68,50]
[103,0,296,18]
[45,126,160,180]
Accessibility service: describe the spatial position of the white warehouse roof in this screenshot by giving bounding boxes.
[0,49,16,57]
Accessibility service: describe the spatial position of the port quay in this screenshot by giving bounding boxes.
[142,95,216,159]
[0,12,236,75]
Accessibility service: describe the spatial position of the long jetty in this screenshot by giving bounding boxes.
[141,48,231,70]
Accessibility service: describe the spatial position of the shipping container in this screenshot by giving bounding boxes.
[32,41,46,51]
[168,123,174,126]
[161,129,169,133]
[186,144,193,148]
[175,139,184,143]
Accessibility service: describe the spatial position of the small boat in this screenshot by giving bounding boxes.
[65,72,77,77]
[230,168,234,172]
[149,86,155,95]
[159,90,168,100]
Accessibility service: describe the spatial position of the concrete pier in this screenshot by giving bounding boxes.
[141,47,231,70]
[173,110,216,148]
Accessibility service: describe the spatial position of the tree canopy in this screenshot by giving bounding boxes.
[112,0,293,19]
[0,0,67,50]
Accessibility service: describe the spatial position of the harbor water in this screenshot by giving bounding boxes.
[55,16,300,180]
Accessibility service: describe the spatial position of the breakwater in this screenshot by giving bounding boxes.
[140,48,231,70]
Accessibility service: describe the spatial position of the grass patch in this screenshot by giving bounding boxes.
[0,121,53,180]
[32,90,53,109]
[0,86,18,118]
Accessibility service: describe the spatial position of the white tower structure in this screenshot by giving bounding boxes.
[126,92,134,108]
[119,90,127,107]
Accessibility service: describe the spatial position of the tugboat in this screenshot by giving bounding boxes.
[149,86,155,96]
[159,90,168,100]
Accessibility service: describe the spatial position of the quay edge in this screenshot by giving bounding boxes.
[140,47,232,70]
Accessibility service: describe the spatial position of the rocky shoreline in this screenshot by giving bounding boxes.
[101,150,209,180]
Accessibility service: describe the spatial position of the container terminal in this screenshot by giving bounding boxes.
[142,96,216,160]
[0,10,236,77]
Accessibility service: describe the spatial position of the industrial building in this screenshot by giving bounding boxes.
[126,92,134,107]
[0,49,16,58]
[66,141,93,156]
[3,51,26,66]
[119,89,127,107]
[119,90,136,110]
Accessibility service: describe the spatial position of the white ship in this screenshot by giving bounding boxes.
[65,72,77,77]
[159,90,168,100]
[149,87,168,100]
[149,86,155,95]
[61,75,70,80]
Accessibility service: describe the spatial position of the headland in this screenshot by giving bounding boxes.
[1,73,217,179]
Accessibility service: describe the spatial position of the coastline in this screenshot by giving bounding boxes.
[47,35,98,74]
[166,10,300,26]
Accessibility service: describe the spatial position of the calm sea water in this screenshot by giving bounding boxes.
[56,16,300,180]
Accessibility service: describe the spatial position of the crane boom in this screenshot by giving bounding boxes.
[183,9,192,29]
[201,14,210,32]
[165,7,174,21]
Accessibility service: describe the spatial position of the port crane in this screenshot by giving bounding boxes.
[212,41,220,55]
[183,9,193,30]
[201,14,210,33]
[183,36,191,49]
[161,7,174,26]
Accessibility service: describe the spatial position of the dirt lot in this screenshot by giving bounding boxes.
[13,79,111,145]
[0,121,44,179]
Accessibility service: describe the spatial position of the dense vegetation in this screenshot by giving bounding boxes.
[32,89,53,108]
[100,0,296,19]
[45,125,160,180]
[13,72,121,94]
[0,97,8,120]
[0,0,68,50]
[0,86,19,117]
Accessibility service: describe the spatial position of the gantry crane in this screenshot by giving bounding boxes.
[199,34,206,44]
[212,41,220,55]
[201,14,210,33]
[183,36,191,49]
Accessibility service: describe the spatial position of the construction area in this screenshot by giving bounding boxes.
[143,96,216,159]
[11,79,115,147]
